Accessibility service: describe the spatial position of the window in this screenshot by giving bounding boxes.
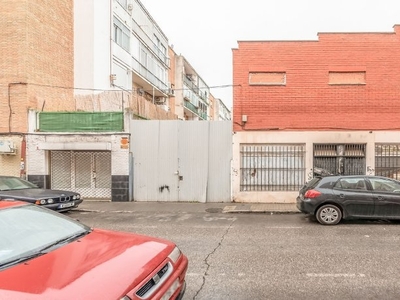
[116,0,127,9]
[249,72,286,85]
[375,144,400,180]
[335,178,367,190]
[329,71,366,85]
[368,177,400,192]
[153,35,168,64]
[140,49,147,68]
[313,144,366,176]
[240,144,306,191]
[113,17,130,52]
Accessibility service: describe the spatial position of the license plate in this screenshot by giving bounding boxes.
[59,201,75,209]
[161,279,180,300]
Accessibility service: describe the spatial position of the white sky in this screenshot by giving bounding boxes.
[139,0,400,109]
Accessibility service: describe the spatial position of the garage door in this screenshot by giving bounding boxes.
[50,151,111,199]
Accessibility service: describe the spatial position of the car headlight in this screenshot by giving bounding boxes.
[73,195,77,200]
[47,198,54,204]
[168,246,181,264]
[36,199,47,205]
[120,296,131,300]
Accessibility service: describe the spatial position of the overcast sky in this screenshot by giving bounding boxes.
[139,0,400,109]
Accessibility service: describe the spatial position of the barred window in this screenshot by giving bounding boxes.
[313,144,366,176]
[240,144,306,191]
[375,144,400,180]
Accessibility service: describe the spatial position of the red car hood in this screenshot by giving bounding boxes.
[0,229,175,299]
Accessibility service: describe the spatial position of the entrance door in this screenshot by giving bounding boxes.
[51,151,111,199]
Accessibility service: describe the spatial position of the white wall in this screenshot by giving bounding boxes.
[27,134,129,176]
[232,130,400,203]
[74,0,112,92]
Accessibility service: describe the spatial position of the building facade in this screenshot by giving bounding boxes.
[173,54,211,120]
[0,0,74,178]
[232,25,400,203]
[1,0,229,202]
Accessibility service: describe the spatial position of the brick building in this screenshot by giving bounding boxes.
[232,25,400,203]
[0,0,74,177]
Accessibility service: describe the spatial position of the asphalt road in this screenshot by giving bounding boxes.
[68,204,400,300]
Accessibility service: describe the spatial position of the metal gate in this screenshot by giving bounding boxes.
[130,120,232,202]
[313,144,366,176]
[50,151,111,199]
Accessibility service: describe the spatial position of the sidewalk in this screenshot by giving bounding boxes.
[75,200,300,214]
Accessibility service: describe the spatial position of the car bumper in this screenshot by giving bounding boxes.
[176,280,186,300]
[42,199,83,211]
[296,196,316,215]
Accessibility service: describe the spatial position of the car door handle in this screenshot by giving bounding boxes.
[339,194,345,199]
[377,196,384,200]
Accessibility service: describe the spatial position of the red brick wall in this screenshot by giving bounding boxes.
[0,0,74,133]
[232,26,400,132]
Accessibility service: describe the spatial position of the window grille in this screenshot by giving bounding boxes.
[375,144,400,180]
[240,144,306,191]
[313,144,366,176]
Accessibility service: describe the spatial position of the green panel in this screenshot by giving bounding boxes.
[38,112,124,132]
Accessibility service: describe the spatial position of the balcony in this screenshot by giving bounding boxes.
[183,101,207,120]
[183,76,207,102]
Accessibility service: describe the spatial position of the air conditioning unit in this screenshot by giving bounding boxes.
[167,88,174,96]
[155,96,166,104]
[0,140,17,155]
[160,104,169,112]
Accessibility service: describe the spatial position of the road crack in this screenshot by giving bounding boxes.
[193,218,236,300]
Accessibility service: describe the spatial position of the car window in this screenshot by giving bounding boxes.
[305,177,321,189]
[0,177,38,191]
[368,177,400,193]
[335,178,367,191]
[0,205,90,268]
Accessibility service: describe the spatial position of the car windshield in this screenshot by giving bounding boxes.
[0,204,90,269]
[0,177,38,191]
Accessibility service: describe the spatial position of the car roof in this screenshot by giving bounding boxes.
[319,175,399,181]
[0,199,28,209]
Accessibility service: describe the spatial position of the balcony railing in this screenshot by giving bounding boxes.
[183,76,207,102]
[132,57,168,92]
[183,101,207,120]
[131,20,170,67]
[184,100,198,114]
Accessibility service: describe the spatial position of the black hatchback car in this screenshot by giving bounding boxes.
[297,175,400,225]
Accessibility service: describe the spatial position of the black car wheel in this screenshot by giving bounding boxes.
[316,204,342,225]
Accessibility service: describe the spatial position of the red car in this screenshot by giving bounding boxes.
[0,200,188,299]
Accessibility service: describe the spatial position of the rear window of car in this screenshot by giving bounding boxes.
[305,177,322,189]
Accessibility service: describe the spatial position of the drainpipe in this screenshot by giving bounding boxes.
[20,136,26,180]
[8,82,27,133]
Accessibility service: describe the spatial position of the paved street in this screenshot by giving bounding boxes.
[68,202,400,300]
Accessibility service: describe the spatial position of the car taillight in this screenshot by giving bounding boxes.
[304,189,321,198]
